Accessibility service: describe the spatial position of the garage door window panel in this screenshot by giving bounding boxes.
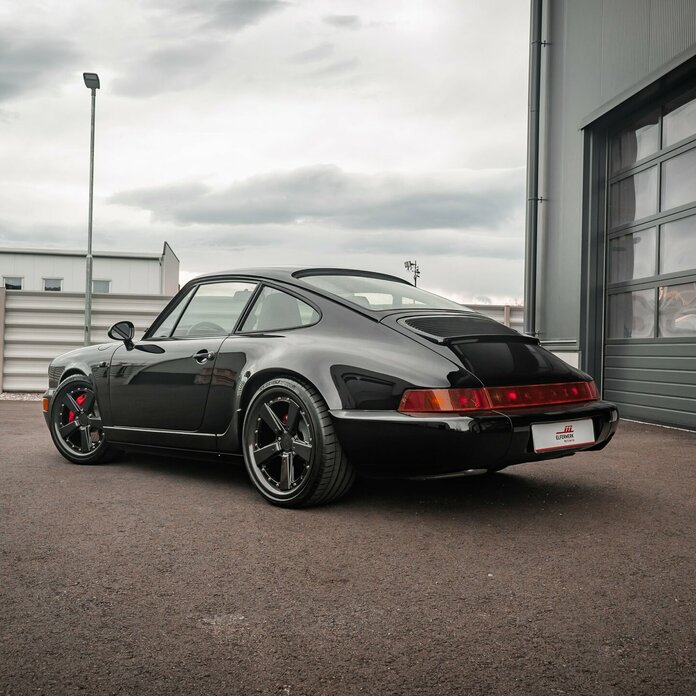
[608,228,656,282]
[607,289,655,339]
[610,110,660,174]
[658,282,696,337]
[663,90,696,148]
[609,167,657,228]
[660,214,696,275]
[661,148,696,212]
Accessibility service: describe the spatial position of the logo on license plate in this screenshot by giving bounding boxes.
[531,418,595,453]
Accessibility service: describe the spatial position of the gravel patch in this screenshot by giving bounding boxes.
[0,392,42,401]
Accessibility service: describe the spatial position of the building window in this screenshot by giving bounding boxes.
[3,277,23,290]
[43,278,63,292]
[606,89,696,340]
[92,279,111,293]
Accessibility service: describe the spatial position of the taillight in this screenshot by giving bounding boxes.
[398,381,599,413]
[398,388,490,413]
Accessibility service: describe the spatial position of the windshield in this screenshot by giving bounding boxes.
[301,274,464,311]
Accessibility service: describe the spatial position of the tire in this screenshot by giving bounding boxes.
[48,375,113,465]
[242,377,355,508]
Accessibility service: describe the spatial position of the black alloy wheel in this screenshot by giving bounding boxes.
[49,375,111,465]
[242,377,355,507]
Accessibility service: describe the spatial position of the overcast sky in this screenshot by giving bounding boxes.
[0,0,530,303]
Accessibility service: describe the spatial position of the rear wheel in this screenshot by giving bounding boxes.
[242,378,355,508]
[49,375,112,465]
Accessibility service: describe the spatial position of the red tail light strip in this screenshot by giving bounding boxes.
[398,381,599,413]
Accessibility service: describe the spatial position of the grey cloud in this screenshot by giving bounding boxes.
[290,43,334,64]
[113,1,290,97]
[0,32,80,102]
[156,0,289,32]
[112,42,225,97]
[308,59,359,79]
[109,164,524,233]
[340,229,523,259]
[322,15,362,30]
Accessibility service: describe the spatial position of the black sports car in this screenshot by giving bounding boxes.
[43,268,619,507]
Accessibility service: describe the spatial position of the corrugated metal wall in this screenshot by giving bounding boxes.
[604,340,696,428]
[0,291,524,393]
[0,291,170,392]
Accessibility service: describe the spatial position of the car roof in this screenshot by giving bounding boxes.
[192,267,412,286]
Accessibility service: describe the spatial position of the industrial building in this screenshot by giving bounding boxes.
[0,242,179,391]
[525,0,696,428]
[0,242,179,296]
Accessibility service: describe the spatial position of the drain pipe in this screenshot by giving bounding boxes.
[524,0,543,336]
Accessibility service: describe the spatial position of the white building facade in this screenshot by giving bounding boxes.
[0,242,179,296]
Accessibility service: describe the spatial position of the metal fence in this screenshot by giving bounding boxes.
[0,290,171,392]
[0,290,524,393]
[465,304,524,331]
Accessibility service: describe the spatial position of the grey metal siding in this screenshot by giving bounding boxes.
[604,340,696,427]
[649,0,696,68]
[538,0,696,344]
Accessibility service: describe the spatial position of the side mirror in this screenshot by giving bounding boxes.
[108,320,135,350]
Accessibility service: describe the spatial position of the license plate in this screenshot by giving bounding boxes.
[531,418,595,453]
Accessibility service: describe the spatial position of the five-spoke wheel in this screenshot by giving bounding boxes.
[49,375,111,464]
[242,378,355,507]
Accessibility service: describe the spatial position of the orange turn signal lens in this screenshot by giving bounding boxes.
[42,398,50,413]
[398,388,491,413]
[398,381,599,414]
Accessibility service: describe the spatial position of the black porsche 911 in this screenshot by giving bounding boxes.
[43,268,619,507]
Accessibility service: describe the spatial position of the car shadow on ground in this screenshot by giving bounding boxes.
[345,467,625,516]
[112,450,626,518]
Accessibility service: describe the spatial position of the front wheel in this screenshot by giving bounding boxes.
[242,378,355,508]
[48,375,112,465]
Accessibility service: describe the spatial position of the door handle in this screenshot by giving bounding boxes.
[193,350,216,363]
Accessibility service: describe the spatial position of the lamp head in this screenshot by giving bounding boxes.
[83,73,100,90]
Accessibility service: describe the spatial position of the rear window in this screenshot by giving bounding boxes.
[451,340,582,387]
[301,274,463,311]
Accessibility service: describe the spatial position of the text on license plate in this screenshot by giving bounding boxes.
[531,418,595,453]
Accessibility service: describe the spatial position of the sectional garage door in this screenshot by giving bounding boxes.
[604,87,696,428]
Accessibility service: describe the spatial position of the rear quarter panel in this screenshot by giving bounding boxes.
[211,303,472,453]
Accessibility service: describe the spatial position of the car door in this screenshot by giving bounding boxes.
[108,280,257,447]
[207,284,322,453]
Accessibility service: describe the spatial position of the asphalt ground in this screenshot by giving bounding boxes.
[1,402,695,696]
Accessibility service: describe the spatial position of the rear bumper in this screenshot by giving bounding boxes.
[331,400,619,476]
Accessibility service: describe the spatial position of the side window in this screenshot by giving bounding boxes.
[240,286,320,332]
[150,286,197,338]
[172,281,257,337]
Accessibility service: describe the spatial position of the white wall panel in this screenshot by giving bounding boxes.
[1,291,170,392]
[0,251,173,294]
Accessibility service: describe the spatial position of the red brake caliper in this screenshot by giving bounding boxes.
[67,393,88,423]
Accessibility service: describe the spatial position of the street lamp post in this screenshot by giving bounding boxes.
[83,72,100,346]
[404,260,420,286]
